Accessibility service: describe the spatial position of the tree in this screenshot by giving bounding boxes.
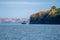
[51,6,56,9]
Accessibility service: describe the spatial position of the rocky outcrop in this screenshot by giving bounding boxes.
[30,6,60,24]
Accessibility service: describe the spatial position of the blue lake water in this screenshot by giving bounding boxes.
[0,24,60,40]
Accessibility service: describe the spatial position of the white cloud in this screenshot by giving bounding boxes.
[0,2,52,5]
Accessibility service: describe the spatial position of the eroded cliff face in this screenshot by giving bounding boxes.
[30,6,60,24]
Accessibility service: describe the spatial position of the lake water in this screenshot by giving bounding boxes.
[0,24,60,40]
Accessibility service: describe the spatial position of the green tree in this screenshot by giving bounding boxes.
[51,6,56,9]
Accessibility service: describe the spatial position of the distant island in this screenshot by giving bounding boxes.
[0,18,29,24]
[30,6,60,24]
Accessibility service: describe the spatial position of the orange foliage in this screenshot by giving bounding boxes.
[49,9,57,15]
[32,14,37,18]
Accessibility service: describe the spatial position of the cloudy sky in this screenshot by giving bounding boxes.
[0,0,60,18]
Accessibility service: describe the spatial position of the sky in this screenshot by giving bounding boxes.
[0,0,60,19]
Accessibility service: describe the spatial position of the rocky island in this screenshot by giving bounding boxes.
[30,6,60,24]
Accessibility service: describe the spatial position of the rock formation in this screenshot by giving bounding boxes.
[30,6,60,24]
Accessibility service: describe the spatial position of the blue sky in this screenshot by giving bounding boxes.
[0,0,60,18]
